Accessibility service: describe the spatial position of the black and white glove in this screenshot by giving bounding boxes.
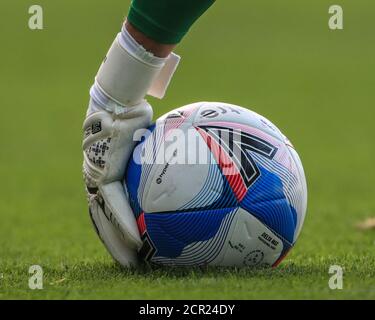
[83,101,152,267]
[82,28,180,267]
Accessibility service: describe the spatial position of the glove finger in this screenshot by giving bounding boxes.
[99,181,142,250]
[88,192,139,267]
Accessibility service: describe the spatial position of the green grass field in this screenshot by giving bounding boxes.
[1,0,375,299]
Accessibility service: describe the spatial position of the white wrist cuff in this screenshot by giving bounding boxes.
[96,34,180,107]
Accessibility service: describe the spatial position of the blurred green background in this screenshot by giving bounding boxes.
[0,0,374,299]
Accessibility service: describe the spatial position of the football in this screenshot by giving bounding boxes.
[125,102,307,267]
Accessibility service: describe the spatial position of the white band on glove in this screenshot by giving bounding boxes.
[96,34,180,107]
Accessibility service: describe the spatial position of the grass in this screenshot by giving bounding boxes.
[0,0,375,299]
[2,256,375,299]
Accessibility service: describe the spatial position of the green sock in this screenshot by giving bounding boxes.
[127,0,215,44]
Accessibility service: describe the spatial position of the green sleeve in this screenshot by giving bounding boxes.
[127,0,215,44]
